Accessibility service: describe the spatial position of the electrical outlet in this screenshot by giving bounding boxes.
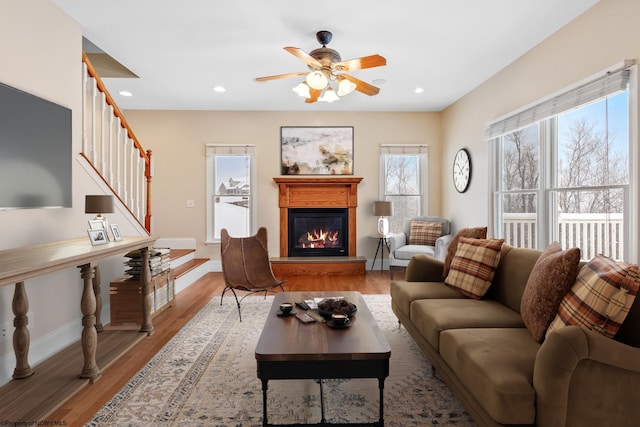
[186,199,195,208]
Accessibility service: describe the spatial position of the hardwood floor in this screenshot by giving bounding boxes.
[42,270,395,425]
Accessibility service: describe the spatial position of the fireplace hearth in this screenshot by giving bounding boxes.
[288,208,348,257]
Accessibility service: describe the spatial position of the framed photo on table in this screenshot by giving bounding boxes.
[87,229,109,246]
[110,224,122,241]
[280,126,354,175]
[88,219,105,230]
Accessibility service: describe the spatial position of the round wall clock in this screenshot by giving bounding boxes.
[453,148,471,193]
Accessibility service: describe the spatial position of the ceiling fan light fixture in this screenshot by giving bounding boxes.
[337,77,356,96]
[306,70,328,90]
[292,82,311,98]
[319,85,339,102]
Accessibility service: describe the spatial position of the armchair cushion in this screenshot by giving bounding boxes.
[408,221,442,246]
[547,254,640,339]
[445,237,504,299]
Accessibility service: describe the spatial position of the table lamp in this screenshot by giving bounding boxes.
[85,195,114,230]
[373,201,393,237]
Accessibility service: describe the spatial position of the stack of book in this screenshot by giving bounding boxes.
[124,247,171,279]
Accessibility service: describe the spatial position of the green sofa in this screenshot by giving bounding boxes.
[390,245,640,427]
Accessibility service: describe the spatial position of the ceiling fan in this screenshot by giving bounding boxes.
[255,30,387,103]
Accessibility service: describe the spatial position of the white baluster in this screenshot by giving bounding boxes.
[116,119,122,194]
[108,106,114,186]
[91,81,98,164]
[82,63,88,154]
[100,92,106,175]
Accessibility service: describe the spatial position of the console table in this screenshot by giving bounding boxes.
[0,235,156,382]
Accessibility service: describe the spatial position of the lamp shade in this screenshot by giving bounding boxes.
[373,201,392,217]
[85,195,114,214]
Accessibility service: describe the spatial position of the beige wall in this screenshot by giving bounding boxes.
[441,0,640,250]
[124,111,442,260]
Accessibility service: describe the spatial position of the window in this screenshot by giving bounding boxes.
[205,145,256,243]
[379,144,428,234]
[489,64,635,261]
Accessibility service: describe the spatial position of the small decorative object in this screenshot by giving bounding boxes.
[85,194,114,231]
[88,219,105,230]
[373,201,393,237]
[281,126,354,175]
[110,224,122,241]
[317,298,357,319]
[87,229,109,246]
[453,148,472,193]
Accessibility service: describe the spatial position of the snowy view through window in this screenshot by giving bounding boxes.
[214,155,251,239]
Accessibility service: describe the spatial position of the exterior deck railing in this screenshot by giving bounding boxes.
[502,213,623,260]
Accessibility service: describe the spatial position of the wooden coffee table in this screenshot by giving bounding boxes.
[255,291,391,427]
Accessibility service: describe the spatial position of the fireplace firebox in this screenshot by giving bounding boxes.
[288,208,348,257]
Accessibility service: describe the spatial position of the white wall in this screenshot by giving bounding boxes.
[0,0,143,385]
[440,0,640,248]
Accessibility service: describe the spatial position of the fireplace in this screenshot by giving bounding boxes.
[288,208,348,257]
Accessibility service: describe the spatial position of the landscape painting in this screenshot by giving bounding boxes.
[281,126,354,175]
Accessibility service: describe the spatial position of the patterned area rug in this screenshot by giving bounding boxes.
[86,294,476,426]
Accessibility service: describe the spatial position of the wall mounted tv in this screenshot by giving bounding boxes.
[0,82,72,210]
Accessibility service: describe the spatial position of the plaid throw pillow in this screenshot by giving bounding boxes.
[408,221,442,246]
[444,237,504,299]
[442,227,488,278]
[546,255,640,339]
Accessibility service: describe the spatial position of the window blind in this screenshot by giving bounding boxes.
[380,144,428,155]
[485,63,633,139]
[205,144,255,156]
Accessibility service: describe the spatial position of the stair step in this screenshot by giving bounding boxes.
[168,248,195,262]
[172,258,209,279]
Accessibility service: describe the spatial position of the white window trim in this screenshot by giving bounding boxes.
[379,144,429,215]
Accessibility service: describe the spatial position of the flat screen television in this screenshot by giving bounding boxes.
[0,82,72,210]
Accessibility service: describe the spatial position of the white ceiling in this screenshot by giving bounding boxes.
[52,0,598,112]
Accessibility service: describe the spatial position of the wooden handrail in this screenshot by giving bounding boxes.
[81,53,152,232]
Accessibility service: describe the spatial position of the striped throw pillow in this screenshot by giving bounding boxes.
[546,255,640,339]
[408,221,442,246]
[444,237,504,299]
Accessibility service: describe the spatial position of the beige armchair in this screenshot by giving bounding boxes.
[387,216,452,278]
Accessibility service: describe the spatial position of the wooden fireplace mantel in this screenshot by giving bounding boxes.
[273,176,363,259]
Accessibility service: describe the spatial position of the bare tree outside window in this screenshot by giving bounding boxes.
[382,152,425,234]
[495,91,629,260]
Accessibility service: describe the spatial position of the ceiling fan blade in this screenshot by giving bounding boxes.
[341,74,380,96]
[305,88,322,103]
[334,54,386,72]
[255,71,308,82]
[284,47,322,68]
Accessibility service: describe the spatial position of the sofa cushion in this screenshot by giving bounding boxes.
[442,226,487,278]
[520,242,581,343]
[394,244,435,260]
[439,328,539,425]
[487,245,542,312]
[408,220,442,246]
[444,237,504,299]
[410,298,524,351]
[390,280,464,320]
[547,255,640,339]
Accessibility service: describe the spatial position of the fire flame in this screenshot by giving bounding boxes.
[299,228,339,248]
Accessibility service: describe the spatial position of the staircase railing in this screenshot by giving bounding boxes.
[81,53,152,232]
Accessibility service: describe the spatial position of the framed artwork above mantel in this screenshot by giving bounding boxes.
[280,126,354,175]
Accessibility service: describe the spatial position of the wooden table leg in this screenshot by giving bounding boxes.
[93,264,104,332]
[12,281,33,379]
[79,263,100,382]
[139,246,154,335]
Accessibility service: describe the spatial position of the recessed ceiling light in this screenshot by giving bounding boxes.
[213,86,226,93]
[414,88,424,94]
[372,79,386,85]
[119,90,133,97]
